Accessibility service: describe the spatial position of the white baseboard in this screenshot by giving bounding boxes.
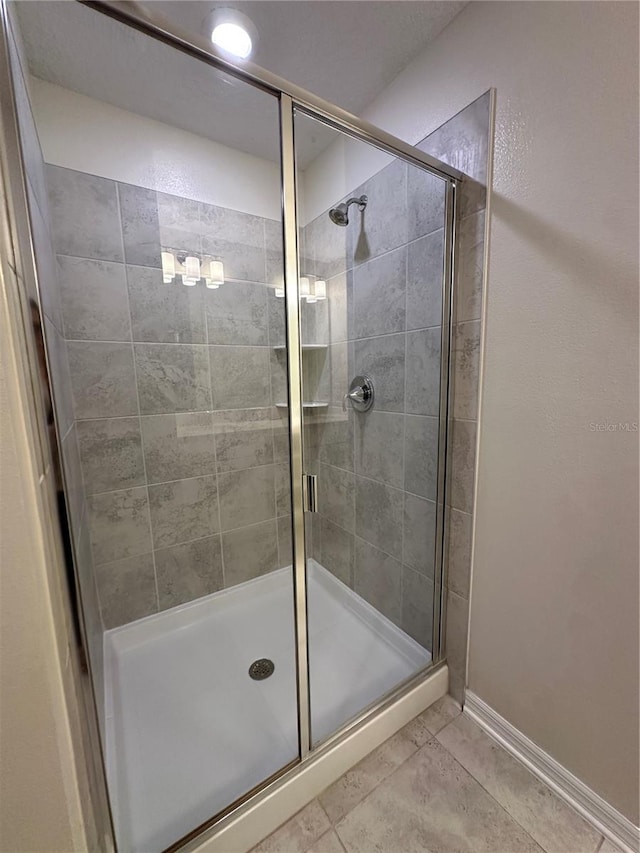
[464,692,640,853]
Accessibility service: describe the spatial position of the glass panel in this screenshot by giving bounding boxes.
[294,110,447,746]
[9,3,297,849]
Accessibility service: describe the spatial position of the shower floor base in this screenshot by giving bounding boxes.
[104,560,430,852]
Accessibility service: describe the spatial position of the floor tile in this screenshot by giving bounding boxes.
[307,829,346,853]
[335,738,543,853]
[319,727,423,824]
[252,800,331,853]
[418,694,461,735]
[436,714,602,853]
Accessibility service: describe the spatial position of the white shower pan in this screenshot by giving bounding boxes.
[104,560,430,852]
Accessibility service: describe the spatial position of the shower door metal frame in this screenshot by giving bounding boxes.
[3,1,463,849]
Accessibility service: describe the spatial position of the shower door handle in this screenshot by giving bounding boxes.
[303,474,318,513]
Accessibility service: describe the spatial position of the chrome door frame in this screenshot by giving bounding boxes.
[3,1,463,848]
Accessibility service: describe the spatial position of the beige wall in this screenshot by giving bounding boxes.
[359,1,639,823]
[0,264,88,851]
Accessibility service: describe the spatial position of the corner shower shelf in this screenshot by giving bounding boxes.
[275,402,329,410]
[272,344,328,352]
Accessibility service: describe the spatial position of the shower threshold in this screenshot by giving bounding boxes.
[103,560,430,852]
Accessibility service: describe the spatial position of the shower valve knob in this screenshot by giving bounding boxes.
[343,375,374,412]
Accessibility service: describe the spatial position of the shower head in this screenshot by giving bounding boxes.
[328,195,368,226]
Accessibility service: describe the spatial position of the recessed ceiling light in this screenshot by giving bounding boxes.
[205,9,257,60]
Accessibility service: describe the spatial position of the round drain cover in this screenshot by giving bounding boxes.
[249,658,275,680]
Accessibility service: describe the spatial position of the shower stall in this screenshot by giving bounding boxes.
[1,1,464,849]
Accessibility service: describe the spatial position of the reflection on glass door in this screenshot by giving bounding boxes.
[8,3,299,849]
[294,111,448,746]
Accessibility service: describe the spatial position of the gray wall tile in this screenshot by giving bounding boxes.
[218,464,275,531]
[60,425,84,540]
[355,410,404,488]
[155,536,223,609]
[29,187,63,333]
[407,229,444,331]
[404,415,439,500]
[88,486,152,565]
[77,417,144,494]
[327,272,349,343]
[127,264,206,344]
[148,475,219,549]
[58,255,130,341]
[452,321,481,420]
[355,537,402,624]
[201,203,265,282]
[304,207,349,280]
[419,92,490,199]
[449,508,472,599]
[450,419,477,513]
[47,165,122,262]
[352,158,407,265]
[214,408,274,472]
[275,462,292,517]
[157,192,201,257]
[355,476,403,560]
[206,280,269,346]
[315,412,354,471]
[401,565,434,649]
[456,211,485,323]
[403,493,436,578]
[118,183,161,268]
[354,334,405,412]
[135,343,211,414]
[267,288,286,347]
[222,519,278,586]
[210,346,271,410]
[407,167,446,242]
[405,327,442,417]
[353,246,406,339]
[44,318,75,436]
[320,517,354,587]
[445,589,469,703]
[318,463,355,533]
[277,516,293,569]
[95,553,157,629]
[68,341,138,419]
[141,412,214,483]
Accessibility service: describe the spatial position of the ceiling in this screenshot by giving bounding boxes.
[16,0,466,167]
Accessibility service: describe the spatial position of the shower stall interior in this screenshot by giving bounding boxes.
[1,1,463,850]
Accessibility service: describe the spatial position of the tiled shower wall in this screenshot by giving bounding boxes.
[300,160,446,654]
[301,92,490,700]
[419,92,491,702]
[45,165,292,628]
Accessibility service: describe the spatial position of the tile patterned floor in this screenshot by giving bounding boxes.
[251,696,623,853]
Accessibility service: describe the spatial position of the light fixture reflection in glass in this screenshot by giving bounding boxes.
[275,287,285,298]
[161,251,175,284]
[314,280,327,300]
[206,259,225,289]
[182,255,200,287]
[299,277,310,299]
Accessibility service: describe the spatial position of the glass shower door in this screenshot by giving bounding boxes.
[293,110,449,745]
[6,4,300,849]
